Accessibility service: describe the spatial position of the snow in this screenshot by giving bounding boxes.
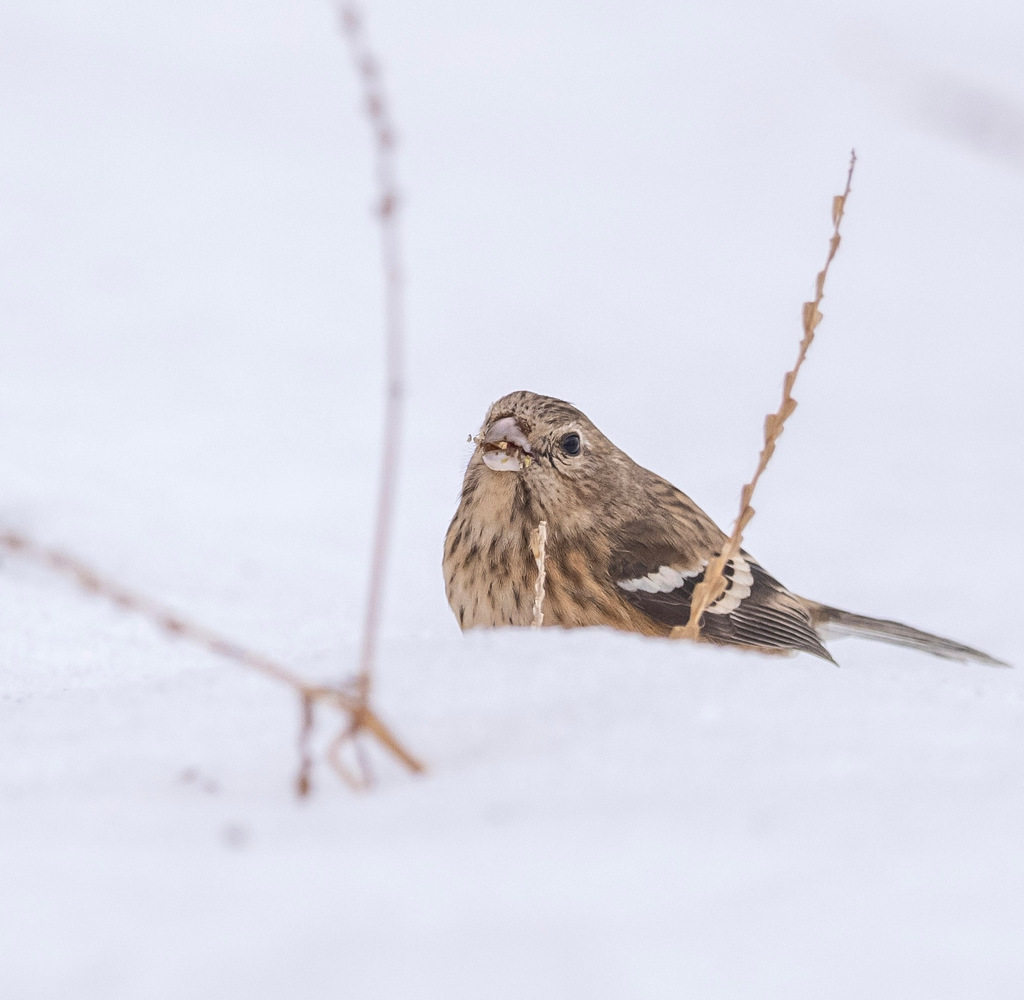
[1,0,1023,996]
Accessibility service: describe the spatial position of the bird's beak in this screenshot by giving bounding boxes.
[480,415,532,472]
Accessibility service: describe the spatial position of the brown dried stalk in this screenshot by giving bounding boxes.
[334,4,408,772]
[0,6,422,795]
[0,530,424,791]
[530,520,548,627]
[672,151,857,643]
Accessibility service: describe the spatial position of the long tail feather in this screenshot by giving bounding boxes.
[802,602,1009,667]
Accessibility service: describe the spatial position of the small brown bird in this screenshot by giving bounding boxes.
[443,390,1005,665]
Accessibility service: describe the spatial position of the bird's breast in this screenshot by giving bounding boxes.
[443,481,538,629]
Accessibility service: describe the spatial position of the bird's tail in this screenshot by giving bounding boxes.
[801,601,1009,667]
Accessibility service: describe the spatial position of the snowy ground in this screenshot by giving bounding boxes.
[1,1,1023,997]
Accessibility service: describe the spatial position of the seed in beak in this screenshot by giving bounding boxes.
[476,415,533,472]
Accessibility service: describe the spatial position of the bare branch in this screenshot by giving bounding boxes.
[0,5,423,795]
[339,4,405,708]
[0,530,424,789]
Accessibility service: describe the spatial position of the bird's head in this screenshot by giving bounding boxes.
[469,390,633,524]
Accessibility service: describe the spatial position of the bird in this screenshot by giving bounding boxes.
[443,390,1005,665]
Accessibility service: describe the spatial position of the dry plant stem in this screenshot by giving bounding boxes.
[296,693,315,797]
[0,9,422,796]
[0,530,424,792]
[530,520,548,627]
[340,4,405,712]
[673,151,858,642]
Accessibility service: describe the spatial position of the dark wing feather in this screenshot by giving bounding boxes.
[609,518,833,662]
[699,563,834,661]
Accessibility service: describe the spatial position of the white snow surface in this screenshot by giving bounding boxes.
[2,1,1023,997]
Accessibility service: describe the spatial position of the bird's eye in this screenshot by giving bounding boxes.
[560,432,581,456]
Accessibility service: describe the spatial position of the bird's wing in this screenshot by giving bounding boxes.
[607,517,833,661]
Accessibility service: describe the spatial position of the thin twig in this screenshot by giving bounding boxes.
[672,151,857,642]
[340,4,404,708]
[530,520,548,627]
[0,530,424,787]
[0,7,421,794]
[296,692,316,797]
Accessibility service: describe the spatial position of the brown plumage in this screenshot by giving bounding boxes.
[443,390,1006,666]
